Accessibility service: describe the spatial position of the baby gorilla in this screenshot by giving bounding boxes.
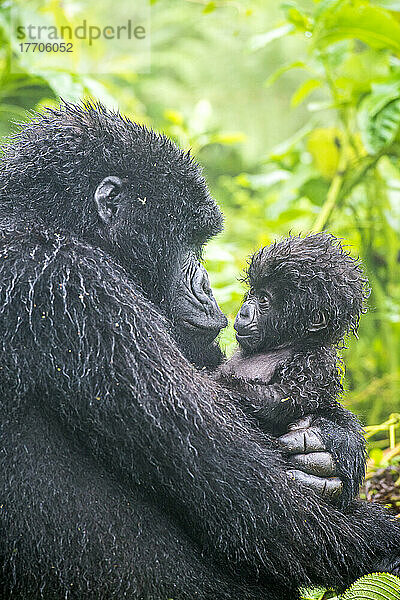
[217,233,369,494]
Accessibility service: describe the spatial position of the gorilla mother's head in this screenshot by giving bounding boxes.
[0,101,227,366]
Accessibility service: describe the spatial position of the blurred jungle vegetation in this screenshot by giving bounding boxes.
[0,0,399,474]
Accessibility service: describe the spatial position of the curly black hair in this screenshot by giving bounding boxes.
[246,233,370,347]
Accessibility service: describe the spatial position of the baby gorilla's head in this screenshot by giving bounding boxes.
[234,233,370,354]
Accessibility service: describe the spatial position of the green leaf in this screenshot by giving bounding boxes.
[300,587,338,600]
[164,109,184,126]
[341,572,400,599]
[250,24,294,51]
[0,104,29,136]
[265,60,307,87]
[81,77,117,107]
[300,177,330,206]
[313,1,400,56]
[268,121,315,160]
[211,132,246,145]
[38,72,84,102]
[358,83,400,153]
[291,78,321,107]
[333,49,390,101]
[369,447,384,464]
[307,127,342,178]
[203,2,216,14]
[300,587,328,600]
[283,5,312,32]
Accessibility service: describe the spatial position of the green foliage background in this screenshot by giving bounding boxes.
[1,1,400,596]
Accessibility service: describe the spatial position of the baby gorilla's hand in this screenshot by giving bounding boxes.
[278,416,343,501]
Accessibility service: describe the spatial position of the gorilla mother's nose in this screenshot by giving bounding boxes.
[234,301,256,332]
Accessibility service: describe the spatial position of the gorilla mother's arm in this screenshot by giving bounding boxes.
[216,370,365,507]
[0,231,386,587]
[275,352,367,507]
[279,411,367,507]
[231,383,348,505]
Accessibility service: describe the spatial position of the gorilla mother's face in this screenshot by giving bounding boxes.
[170,251,227,341]
[93,171,227,344]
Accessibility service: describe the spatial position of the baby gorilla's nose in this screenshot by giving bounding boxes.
[234,301,256,333]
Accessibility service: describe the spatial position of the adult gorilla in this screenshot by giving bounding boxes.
[0,103,398,600]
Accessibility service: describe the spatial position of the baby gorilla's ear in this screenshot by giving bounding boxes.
[308,310,327,332]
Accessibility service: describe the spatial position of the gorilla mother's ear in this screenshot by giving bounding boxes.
[94,176,123,225]
[308,310,328,332]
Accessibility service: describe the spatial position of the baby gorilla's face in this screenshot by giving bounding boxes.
[234,279,329,355]
[234,286,279,353]
[241,234,370,353]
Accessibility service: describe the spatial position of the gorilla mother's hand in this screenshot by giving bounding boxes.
[278,416,343,502]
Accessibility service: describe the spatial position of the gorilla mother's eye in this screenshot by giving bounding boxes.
[258,293,271,310]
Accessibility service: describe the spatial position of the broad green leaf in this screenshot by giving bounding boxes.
[313,1,400,56]
[268,121,315,160]
[0,104,29,136]
[81,77,116,107]
[374,99,400,146]
[313,0,346,20]
[291,78,321,107]
[299,587,333,600]
[30,71,83,102]
[341,573,400,600]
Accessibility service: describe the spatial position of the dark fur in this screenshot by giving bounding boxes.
[0,103,398,600]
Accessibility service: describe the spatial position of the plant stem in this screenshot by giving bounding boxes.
[311,150,347,232]
[312,151,384,233]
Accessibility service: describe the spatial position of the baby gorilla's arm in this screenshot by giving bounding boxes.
[215,348,302,433]
[234,381,297,433]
